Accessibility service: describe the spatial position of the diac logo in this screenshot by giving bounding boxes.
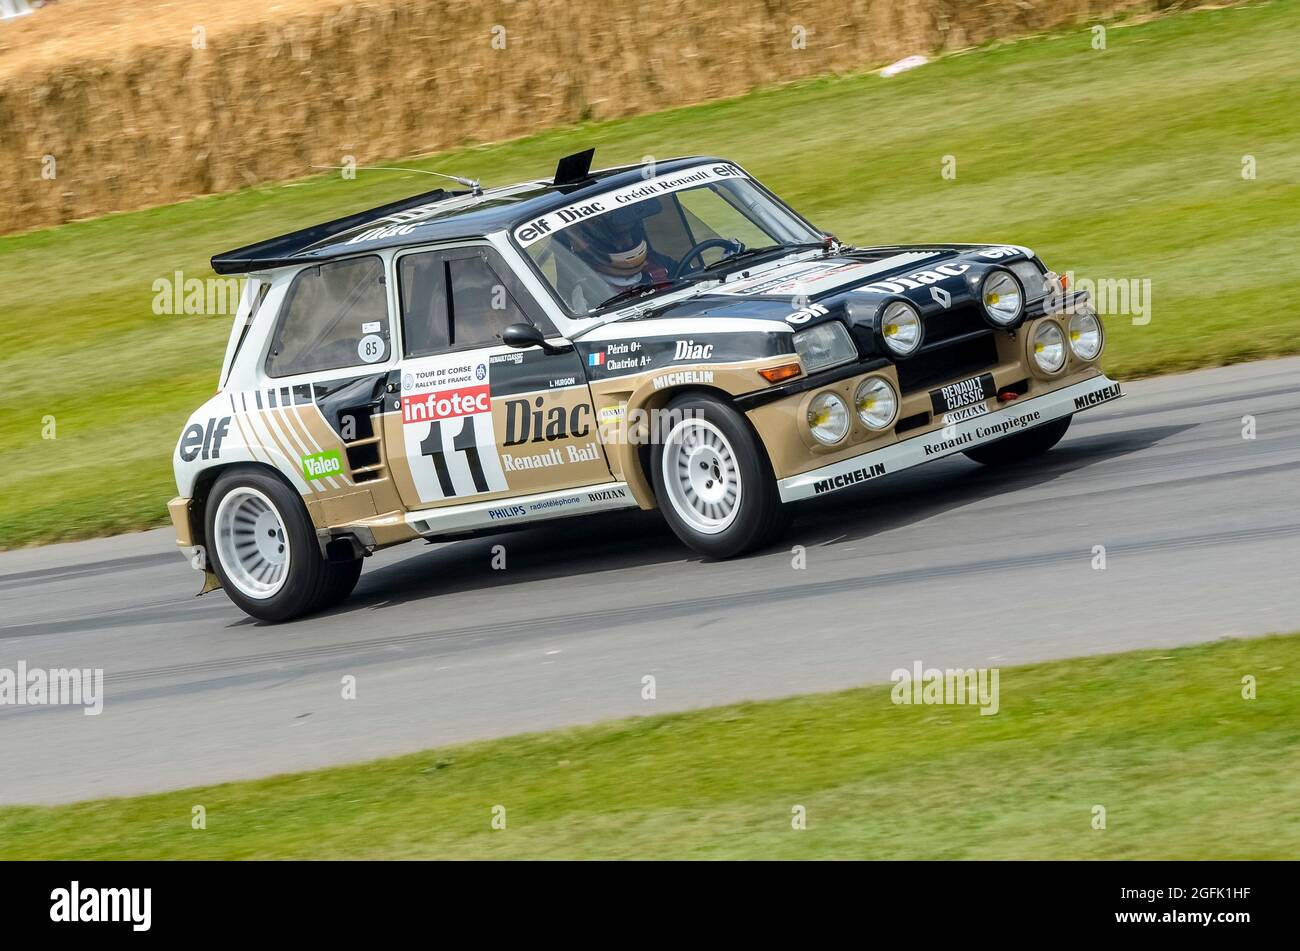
[504,397,591,445]
[674,339,714,360]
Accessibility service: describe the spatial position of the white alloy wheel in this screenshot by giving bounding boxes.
[661,417,744,535]
[213,486,291,599]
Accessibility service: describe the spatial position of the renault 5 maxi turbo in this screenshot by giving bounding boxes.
[170,150,1122,621]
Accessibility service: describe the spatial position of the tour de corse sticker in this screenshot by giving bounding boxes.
[357,334,385,363]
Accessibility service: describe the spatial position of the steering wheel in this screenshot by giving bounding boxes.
[670,238,743,281]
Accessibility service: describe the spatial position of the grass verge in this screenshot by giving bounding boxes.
[2,633,1297,859]
[2,1,1298,547]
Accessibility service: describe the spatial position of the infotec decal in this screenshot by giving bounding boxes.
[401,385,491,424]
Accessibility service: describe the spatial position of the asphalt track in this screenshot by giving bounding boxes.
[2,357,1298,804]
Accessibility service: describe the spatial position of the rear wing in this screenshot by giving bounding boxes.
[210,186,456,275]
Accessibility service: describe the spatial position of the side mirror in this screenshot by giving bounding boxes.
[502,322,568,355]
[502,322,547,349]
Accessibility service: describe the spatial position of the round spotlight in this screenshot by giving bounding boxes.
[980,269,1024,327]
[854,376,899,431]
[1032,321,1067,373]
[879,300,923,357]
[1068,310,1103,361]
[807,392,851,445]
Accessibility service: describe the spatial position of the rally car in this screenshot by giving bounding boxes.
[170,150,1121,621]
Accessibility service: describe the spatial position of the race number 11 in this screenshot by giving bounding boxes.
[420,416,490,495]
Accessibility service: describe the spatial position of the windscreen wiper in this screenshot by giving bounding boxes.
[592,280,677,312]
[690,241,827,277]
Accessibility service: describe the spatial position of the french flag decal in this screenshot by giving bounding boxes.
[588,352,606,366]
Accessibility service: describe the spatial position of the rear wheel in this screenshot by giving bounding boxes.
[205,467,361,622]
[963,414,1072,466]
[650,393,788,558]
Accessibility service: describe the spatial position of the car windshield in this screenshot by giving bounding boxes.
[514,168,823,316]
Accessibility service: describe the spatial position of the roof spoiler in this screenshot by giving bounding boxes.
[209,186,453,275]
[552,148,595,189]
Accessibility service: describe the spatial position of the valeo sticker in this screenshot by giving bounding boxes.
[301,449,344,481]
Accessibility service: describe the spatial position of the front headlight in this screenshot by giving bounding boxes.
[1032,321,1067,373]
[793,321,857,374]
[1068,310,1103,361]
[854,376,898,431]
[1009,260,1051,301]
[807,392,850,445]
[980,269,1024,326]
[879,300,923,357]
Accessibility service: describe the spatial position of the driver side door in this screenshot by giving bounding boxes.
[385,244,615,512]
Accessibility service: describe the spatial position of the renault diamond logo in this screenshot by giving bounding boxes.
[930,286,952,308]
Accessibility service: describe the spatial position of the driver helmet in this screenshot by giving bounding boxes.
[568,209,649,285]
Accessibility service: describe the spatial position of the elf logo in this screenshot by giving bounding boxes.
[178,416,231,462]
[674,339,714,360]
[785,303,828,325]
[301,449,344,481]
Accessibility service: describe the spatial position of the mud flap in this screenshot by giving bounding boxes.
[197,568,222,596]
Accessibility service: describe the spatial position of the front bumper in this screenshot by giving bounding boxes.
[777,374,1122,502]
[168,496,196,547]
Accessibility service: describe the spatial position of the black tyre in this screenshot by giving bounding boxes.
[204,466,362,622]
[650,392,788,558]
[962,414,1072,466]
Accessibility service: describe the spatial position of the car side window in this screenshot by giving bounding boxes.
[447,252,529,349]
[267,256,390,377]
[398,246,554,356]
[397,252,450,358]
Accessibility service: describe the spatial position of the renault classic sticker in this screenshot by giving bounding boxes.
[930,373,995,414]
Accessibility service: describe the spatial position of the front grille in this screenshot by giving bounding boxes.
[896,331,999,393]
[924,304,987,346]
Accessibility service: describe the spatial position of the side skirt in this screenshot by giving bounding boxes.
[405,482,639,538]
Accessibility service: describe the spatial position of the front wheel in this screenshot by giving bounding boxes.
[650,393,788,559]
[205,466,361,622]
[963,414,1072,466]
